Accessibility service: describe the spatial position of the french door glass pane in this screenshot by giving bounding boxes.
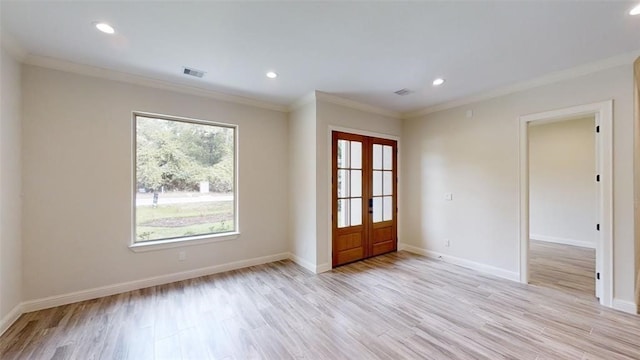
[350,170,362,197]
[351,141,362,169]
[373,144,382,170]
[383,145,393,170]
[338,199,349,228]
[338,170,349,197]
[373,170,382,196]
[350,198,362,226]
[383,171,393,196]
[338,140,350,168]
[383,196,393,221]
[373,197,382,222]
[336,135,395,228]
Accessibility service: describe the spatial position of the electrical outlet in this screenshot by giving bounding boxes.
[445,193,453,201]
[445,239,450,247]
[178,251,186,261]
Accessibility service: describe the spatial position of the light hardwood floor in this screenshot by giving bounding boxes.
[529,240,596,298]
[1,251,639,359]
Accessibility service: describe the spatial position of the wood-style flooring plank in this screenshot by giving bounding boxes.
[529,240,596,298]
[1,249,639,359]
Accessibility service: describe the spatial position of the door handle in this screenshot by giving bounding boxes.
[368,198,373,214]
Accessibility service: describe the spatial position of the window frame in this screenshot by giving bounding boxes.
[129,111,239,252]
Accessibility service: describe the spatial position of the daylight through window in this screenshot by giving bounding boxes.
[134,114,236,243]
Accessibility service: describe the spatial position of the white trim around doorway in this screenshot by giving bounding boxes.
[518,100,613,308]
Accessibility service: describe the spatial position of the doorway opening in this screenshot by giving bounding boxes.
[519,101,613,307]
[527,116,597,299]
[331,131,398,267]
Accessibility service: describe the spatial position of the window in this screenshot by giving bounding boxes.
[133,113,236,244]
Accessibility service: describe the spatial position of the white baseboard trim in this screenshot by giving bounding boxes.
[21,252,290,313]
[288,253,332,274]
[0,303,23,336]
[288,253,316,273]
[316,263,331,273]
[530,234,595,249]
[612,298,637,315]
[400,243,520,282]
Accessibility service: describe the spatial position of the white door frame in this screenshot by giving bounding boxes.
[519,100,613,307]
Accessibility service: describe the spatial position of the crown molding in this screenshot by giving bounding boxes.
[315,91,401,119]
[23,54,289,113]
[16,46,640,119]
[402,49,640,119]
[0,31,28,61]
[289,91,317,112]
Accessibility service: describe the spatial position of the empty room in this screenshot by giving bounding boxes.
[1,1,640,359]
[527,116,598,299]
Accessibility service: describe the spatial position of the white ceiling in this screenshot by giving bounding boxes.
[2,1,640,113]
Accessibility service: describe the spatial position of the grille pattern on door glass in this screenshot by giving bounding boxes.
[372,144,393,222]
[337,140,363,228]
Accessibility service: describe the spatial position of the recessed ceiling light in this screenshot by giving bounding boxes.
[433,78,445,86]
[266,71,278,79]
[95,22,115,34]
[630,4,640,15]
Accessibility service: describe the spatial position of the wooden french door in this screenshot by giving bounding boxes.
[332,131,397,267]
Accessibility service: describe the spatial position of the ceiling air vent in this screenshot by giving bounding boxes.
[183,67,205,78]
[394,88,412,96]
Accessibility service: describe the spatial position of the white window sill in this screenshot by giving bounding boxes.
[129,232,240,252]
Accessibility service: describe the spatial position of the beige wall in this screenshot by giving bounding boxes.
[21,65,289,301]
[529,117,596,248]
[288,99,317,268]
[403,64,635,303]
[0,46,23,323]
